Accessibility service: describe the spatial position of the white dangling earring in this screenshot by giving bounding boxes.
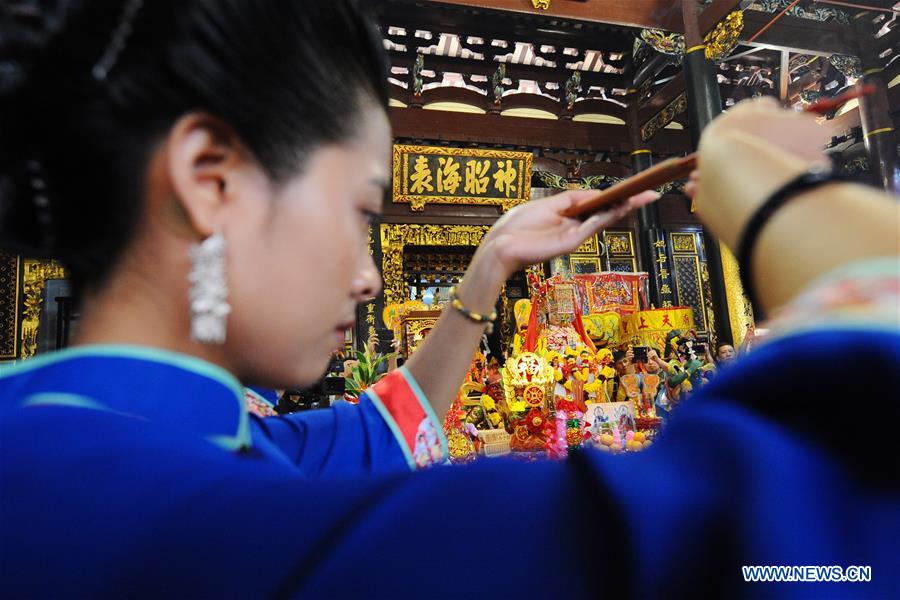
[188,229,231,344]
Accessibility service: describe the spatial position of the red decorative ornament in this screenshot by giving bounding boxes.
[555,397,580,414]
[523,384,544,407]
[526,408,545,434]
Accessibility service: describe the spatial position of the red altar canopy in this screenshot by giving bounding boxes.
[573,273,649,316]
[522,272,650,353]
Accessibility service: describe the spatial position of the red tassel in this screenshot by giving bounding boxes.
[571,301,596,354]
[523,297,542,353]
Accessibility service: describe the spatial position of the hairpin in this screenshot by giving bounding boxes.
[91,0,144,81]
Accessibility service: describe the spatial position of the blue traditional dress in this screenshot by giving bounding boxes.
[1,259,898,598]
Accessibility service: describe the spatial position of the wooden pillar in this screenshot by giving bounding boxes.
[778,50,790,105]
[628,89,676,309]
[854,12,898,194]
[681,0,734,346]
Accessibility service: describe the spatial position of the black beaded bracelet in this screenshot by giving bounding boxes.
[736,166,851,315]
[449,286,497,334]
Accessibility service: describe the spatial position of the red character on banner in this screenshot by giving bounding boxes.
[639,316,649,330]
[662,314,673,327]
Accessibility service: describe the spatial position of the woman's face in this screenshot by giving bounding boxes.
[717,344,735,362]
[224,105,390,387]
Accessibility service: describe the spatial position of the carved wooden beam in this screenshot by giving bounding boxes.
[698,0,743,35]
[637,74,686,127]
[740,11,856,56]
[419,2,858,56]
[389,51,624,90]
[422,0,684,32]
[389,106,691,154]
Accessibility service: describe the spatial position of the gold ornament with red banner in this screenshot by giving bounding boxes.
[502,352,555,453]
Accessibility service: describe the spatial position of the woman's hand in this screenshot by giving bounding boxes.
[683,97,897,313]
[685,97,835,249]
[476,189,660,281]
[648,348,669,371]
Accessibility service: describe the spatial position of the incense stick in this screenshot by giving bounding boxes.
[562,85,875,219]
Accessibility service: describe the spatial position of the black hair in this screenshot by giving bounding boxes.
[0,0,388,291]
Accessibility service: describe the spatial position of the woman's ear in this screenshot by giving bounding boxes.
[165,113,246,238]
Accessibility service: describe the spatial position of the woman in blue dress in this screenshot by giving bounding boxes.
[0,1,897,598]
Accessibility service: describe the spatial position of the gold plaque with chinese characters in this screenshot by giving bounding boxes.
[392,145,533,212]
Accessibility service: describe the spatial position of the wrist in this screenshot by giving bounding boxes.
[738,170,854,314]
[696,130,820,249]
[456,246,507,315]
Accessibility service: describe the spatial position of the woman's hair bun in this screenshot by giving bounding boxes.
[0,1,86,98]
[2,0,393,290]
[0,1,94,258]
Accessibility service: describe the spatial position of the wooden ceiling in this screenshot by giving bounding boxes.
[373,0,899,163]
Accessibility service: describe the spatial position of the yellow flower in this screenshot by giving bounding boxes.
[489,412,501,426]
[509,400,527,413]
[584,380,602,393]
[601,366,615,380]
[481,395,496,411]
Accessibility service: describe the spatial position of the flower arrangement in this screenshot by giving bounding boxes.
[343,344,398,399]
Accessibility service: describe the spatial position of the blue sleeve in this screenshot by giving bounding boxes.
[4,260,898,597]
[249,367,447,476]
[249,396,410,476]
[256,329,893,598]
[1,331,897,599]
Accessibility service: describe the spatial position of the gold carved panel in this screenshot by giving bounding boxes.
[704,11,743,61]
[0,253,20,359]
[392,145,533,212]
[21,259,67,360]
[573,234,599,255]
[641,92,687,142]
[380,224,490,306]
[671,233,697,254]
[603,231,634,255]
[402,312,441,356]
